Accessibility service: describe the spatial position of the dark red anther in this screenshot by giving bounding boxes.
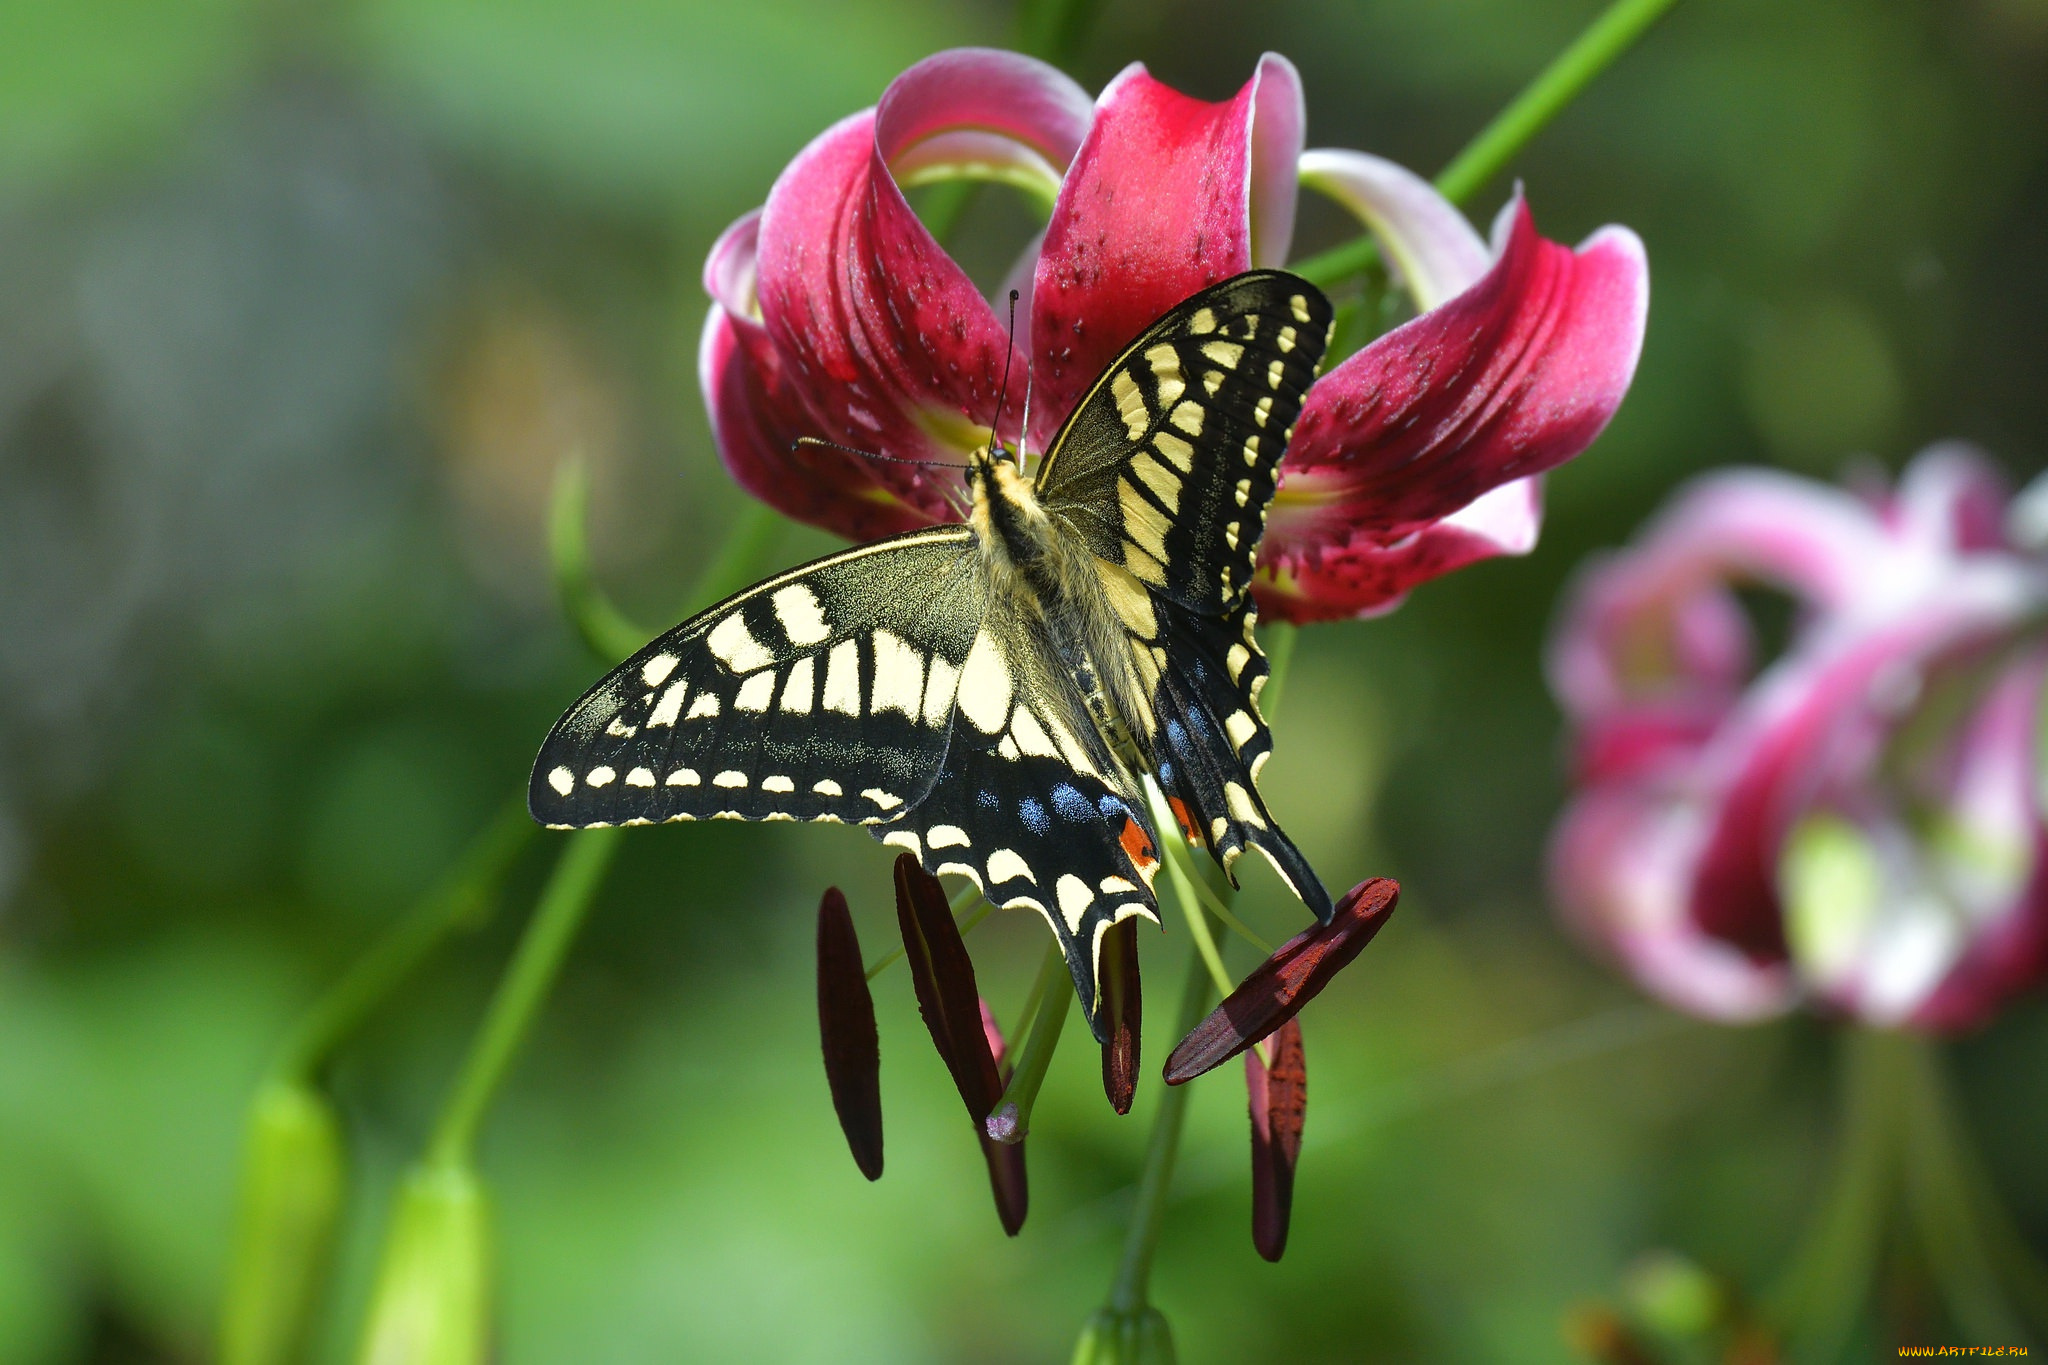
[1099,917,1142,1115]
[815,887,883,1180]
[1246,1018,1305,1261]
[1165,877,1398,1084]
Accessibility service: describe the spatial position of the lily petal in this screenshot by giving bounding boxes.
[1246,1018,1306,1262]
[1254,474,1543,622]
[1888,441,2013,556]
[1165,878,1397,1083]
[815,887,883,1181]
[1029,55,1302,444]
[1268,200,1647,561]
[1297,149,1490,309]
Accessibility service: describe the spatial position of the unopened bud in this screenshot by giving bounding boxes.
[1070,1306,1177,1365]
[356,1161,492,1365]
[219,1080,346,1365]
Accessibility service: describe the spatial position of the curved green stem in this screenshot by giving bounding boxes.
[988,937,1076,1142]
[277,799,535,1082]
[428,827,623,1166]
[1293,0,1682,288]
[1108,940,1213,1314]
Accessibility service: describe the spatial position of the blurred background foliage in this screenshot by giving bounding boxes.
[3,0,2047,1360]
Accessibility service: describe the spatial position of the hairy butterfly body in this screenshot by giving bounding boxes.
[532,271,1336,1037]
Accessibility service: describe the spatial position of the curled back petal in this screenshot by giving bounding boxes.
[1253,474,1542,623]
[1543,469,1887,731]
[1029,55,1302,446]
[1270,200,1648,552]
[1888,441,2013,556]
[876,47,1092,207]
[1297,149,1490,310]
[1165,879,1397,1084]
[815,887,883,1181]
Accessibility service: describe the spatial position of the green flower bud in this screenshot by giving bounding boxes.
[1070,1306,1176,1365]
[355,1161,492,1365]
[219,1080,346,1365]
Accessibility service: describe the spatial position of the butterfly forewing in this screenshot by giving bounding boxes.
[1033,272,1334,616]
[530,528,982,829]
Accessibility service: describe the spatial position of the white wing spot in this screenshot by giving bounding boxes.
[648,680,689,727]
[1056,874,1094,933]
[548,766,574,796]
[605,718,637,737]
[686,691,720,720]
[1153,431,1193,472]
[1225,710,1258,748]
[870,630,926,718]
[957,629,1013,733]
[1225,781,1266,828]
[666,768,701,786]
[713,770,748,789]
[626,767,656,787]
[823,639,862,715]
[1276,325,1298,353]
[812,778,843,797]
[1100,875,1139,894]
[707,613,773,673]
[1267,358,1286,390]
[1111,370,1149,441]
[1202,339,1245,368]
[761,775,795,793]
[861,787,904,811]
[641,653,679,687]
[928,824,971,849]
[1203,370,1224,396]
[734,670,777,713]
[922,656,960,728]
[1146,344,1185,407]
[586,766,617,788]
[987,847,1034,885]
[1169,400,1204,436]
[883,830,922,858]
[1234,477,1251,507]
[1189,306,1218,334]
[780,655,815,714]
[1227,643,1252,680]
[1009,707,1059,758]
[1255,397,1273,427]
[770,583,831,646]
[1290,293,1312,323]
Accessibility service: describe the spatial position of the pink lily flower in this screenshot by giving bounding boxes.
[1547,446,2048,1029]
[699,47,1649,620]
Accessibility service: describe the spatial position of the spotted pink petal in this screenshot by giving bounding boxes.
[700,214,934,540]
[746,53,1092,526]
[1029,54,1303,449]
[1263,201,1647,594]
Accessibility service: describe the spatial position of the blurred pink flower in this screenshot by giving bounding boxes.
[699,47,1649,621]
[1548,446,2048,1029]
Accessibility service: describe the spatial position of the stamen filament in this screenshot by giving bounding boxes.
[985,937,1076,1143]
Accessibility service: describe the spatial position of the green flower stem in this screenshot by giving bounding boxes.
[988,936,1076,1142]
[427,827,623,1166]
[1896,1032,2048,1342]
[1770,1027,1906,1360]
[1108,938,1213,1315]
[277,799,535,1082]
[551,458,784,665]
[1257,621,1298,721]
[1293,0,1681,288]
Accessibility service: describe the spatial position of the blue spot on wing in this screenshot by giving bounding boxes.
[1019,798,1050,834]
[1051,784,1096,821]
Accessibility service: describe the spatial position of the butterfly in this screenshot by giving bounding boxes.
[531,271,1336,1039]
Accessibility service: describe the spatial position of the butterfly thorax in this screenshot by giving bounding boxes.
[968,447,1154,776]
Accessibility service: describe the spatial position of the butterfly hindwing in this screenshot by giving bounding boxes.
[1033,271,1334,616]
[1145,597,1332,920]
[530,528,983,829]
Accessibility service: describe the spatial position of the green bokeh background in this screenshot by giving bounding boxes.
[3,0,2047,1360]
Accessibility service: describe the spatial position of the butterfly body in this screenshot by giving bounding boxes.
[533,272,1337,1035]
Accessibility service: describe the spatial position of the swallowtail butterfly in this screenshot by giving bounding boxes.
[532,272,1336,1037]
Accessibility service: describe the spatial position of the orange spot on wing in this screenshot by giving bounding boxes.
[1169,797,1202,844]
[1119,816,1159,871]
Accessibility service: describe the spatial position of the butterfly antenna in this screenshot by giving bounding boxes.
[791,436,963,470]
[988,289,1020,455]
